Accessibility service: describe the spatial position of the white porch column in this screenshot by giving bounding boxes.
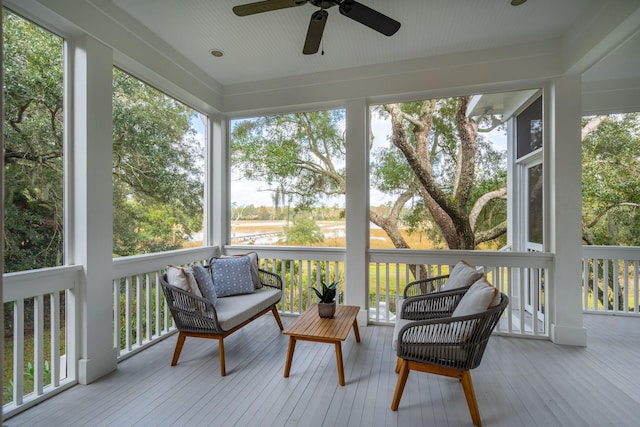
[344,99,369,326]
[71,35,118,383]
[210,114,228,248]
[548,76,587,346]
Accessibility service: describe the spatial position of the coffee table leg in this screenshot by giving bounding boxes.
[335,342,345,386]
[284,337,296,378]
[352,318,361,343]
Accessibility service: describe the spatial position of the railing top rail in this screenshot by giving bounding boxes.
[112,246,220,279]
[3,265,83,302]
[225,245,345,261]
[582,245,640,259]
[368,248,553,268]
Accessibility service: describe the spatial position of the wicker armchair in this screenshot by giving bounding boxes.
[391,287,509,427]
[160,268,283,376]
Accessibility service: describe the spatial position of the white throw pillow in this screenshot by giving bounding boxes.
[440,261,483,291]
[166,265,204,299]
[452,277,499,317]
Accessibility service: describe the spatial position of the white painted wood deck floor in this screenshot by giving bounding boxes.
[6,313,640,427]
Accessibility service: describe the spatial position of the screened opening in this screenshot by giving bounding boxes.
[112,68,206,256]
[369,93,516,251]
[230,109,346,247]
[3,9,64,273]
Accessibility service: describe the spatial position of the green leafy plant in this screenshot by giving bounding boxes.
[312,281,338,303]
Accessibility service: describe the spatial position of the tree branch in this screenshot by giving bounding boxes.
[475,221,507,244]
[469,187,507,230]
[582,115,608,140]
[585,202,640,229]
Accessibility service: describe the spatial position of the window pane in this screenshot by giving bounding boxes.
[528,163,543,244]
[3,10,64,272]
[112,69,205,256]
[230,110,346,247]
[369,94,510,250]
[517,96,543,158]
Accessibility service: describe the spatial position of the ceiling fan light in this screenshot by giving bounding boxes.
[510,0,527,5]
[210,49,224,57]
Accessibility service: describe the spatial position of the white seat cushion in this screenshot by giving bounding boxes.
[215,288,280,331]
[392,318,412,351]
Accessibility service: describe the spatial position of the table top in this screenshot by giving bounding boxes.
[284,304,360,342]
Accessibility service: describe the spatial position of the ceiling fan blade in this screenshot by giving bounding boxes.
[338,0,400,36]
[233,0,307,17]
[303,9,328,55]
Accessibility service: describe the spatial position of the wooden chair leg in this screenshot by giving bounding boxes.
[218,337,226,376]
[461,370,482,426]
[171,332,186,366]
[395,357,401,373]
[271,305,284,330]
[391,359,410,411]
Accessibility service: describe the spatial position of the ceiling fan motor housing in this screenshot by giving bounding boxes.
[309,0,341,9]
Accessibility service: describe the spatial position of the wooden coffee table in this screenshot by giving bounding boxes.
[283,304,360,386]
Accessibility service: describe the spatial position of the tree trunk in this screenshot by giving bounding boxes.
[369,190,428,281]
[384,98,479,250]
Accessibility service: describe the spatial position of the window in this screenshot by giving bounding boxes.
[112,68,205,256]
[512,94,544,251]
[527,163,543,244]
[3,9,64,273]
[516,96,543,159]
[230,109,346,247]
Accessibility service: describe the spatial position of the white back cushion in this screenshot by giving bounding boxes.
[440,261,483,291]
[452,277,500,317]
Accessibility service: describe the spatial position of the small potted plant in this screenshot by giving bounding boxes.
[313,280,338,318]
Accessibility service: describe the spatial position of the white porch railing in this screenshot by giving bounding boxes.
[10,244,635,419]
[226,246,345,315]
[112,246,219,360]
[582,245,640,315]
[228,246,553,337]
[368,249,553,337]
[2,265,81,418]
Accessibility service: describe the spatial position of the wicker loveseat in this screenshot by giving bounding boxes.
[160,257,283,376]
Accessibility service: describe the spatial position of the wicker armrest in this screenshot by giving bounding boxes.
[400,287,467,320]
[160,277,223,334]
[259,268,282,290]
[403,274,450,298]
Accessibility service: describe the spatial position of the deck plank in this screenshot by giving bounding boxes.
[5,313,640,427]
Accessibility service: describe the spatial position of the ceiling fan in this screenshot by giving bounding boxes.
[232,0,401,55]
